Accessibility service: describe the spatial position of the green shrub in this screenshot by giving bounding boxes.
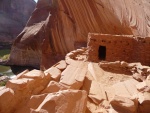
[0,54,10,61]
[0,81,6,86]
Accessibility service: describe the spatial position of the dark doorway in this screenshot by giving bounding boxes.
[99,46,106,60]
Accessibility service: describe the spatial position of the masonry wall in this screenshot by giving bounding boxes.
[136,37,150,65]
[87,34,150,66]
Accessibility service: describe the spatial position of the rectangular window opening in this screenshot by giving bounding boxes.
[99,46,106,60]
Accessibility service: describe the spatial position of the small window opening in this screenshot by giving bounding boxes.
[98,46,106,60]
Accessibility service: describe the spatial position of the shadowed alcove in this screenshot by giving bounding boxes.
[98,46,106,60]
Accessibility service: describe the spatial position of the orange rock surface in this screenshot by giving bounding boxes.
[7,0,150,69]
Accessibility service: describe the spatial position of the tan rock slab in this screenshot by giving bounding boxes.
[60,62,87,89]
[6,72,50,94]
[29,93,48,109]
[6,78,34,90]
[16,93,48,113]
[132,73,146,82]
[54,60,67,70]
[42,81,67,94]
[136,81,149,92]
[123,79,139,95]
[113,82,131,98]
[88,81,106,104]
[102,100,110,109]
[44,67,61,81]
[29,90,87,113]
[88,63,104,81]
[66,52,74,58]
[65,60,88,67]
[15,69,29,79]
[65,59,76,65]
[138,92,150,104]
[82,71,94,93]
[0,88,14,113]
[22,69,45,79]
[105,86,115,101]
[0,71,51,113]
[112,79,139,98]
[110,95,137,113]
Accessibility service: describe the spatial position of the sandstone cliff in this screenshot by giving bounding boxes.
[0,0,35,44]
[8,0,150,68]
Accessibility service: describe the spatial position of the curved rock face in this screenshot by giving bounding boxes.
[9,0,150,69]
[0,0,35,43]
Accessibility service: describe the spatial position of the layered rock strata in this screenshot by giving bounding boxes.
[8,0,150,68]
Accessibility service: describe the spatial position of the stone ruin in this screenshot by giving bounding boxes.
[87,33,150,66]
[1,0,150,112]
[1,46,150,113]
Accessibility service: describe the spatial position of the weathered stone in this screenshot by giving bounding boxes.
[112,79,139,98]
[132,73,146,82]
[7,70,51,94]
[82,71,94,93]
[110,95,137,113]
[105,87,115,101]
[42,81,67,94]
[65,59,77,65]
[15,69,29,79]
[123,79,139,95]
[54,60,67,70]
[1,59,150,113]
[88,63,104,81]
[29,90,87,113]
[29,93,48,110]
[100,61,121,68]
[65,48,87,61]
[66,60,88,67]
[102,100,110,109]
[113,82,131,97]
[6,78,34,91]
[121,61,128,67]
[60,62,87,89]
[22,69,45,79]
[138,92,150,104]
[136,81,150,92]
[88,81,106,104]
[0,88,14,113]
[0,69,52,113]
[44,67,61,81]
